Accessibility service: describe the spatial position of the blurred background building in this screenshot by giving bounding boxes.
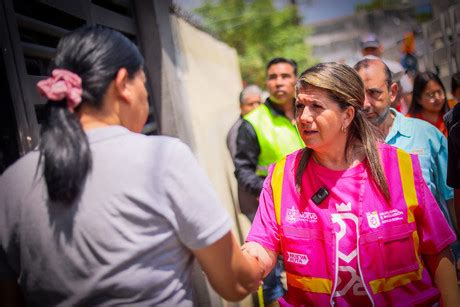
[307,0,460,92]
[307,5,421,66]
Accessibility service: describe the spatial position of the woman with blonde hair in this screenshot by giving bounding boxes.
[242,62,459,306]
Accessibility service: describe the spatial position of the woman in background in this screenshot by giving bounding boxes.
[0,26,263,306]
[408,71,450,136]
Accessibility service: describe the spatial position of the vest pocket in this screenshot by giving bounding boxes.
[378,225,419,278]
[280,225,333,283]
[361,223,423,294]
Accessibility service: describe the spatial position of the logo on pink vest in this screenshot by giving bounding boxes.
[287,251,309,265]
[286,206,318,224]
[286,206,299,224]
[366,211,381,229]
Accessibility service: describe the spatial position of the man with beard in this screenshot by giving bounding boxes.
[354,58,458,265]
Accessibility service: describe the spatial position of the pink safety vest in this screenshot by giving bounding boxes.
[271,144,441,306]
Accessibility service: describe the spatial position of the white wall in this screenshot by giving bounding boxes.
[169,14,253,307]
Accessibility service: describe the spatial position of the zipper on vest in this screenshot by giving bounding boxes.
[356,171,375,306]
[357,232,375,306]
[329,233,339,306]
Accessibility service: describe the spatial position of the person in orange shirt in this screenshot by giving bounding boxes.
[407,72,450,137]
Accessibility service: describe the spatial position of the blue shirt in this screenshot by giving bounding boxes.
[386,109,453,220]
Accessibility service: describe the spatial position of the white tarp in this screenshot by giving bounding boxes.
[169,14,253,307]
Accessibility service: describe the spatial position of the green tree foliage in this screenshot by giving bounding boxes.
[195,0,315,86]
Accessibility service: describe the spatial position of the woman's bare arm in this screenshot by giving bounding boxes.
[424,247,460,306]
[193,231,265,301]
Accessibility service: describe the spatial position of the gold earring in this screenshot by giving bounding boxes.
[341,124,346,133]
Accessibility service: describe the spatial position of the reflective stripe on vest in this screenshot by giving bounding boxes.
[286,272,333,294]
[244,104,303,176]
[368,148,423,294]
[271,156,333,294]
[272,157,285,225]
[271,148,423,296]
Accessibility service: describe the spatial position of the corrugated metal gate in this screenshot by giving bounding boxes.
[421,2,460,92]
[0,0,158,173]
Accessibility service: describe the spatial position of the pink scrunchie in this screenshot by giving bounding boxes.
[37,69,83,112]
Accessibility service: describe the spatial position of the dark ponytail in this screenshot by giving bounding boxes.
[39,26,144,204]
[40,101,90,203]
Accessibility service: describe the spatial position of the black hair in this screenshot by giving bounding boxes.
[266,57,298,76]
[452,72,460,93]
[353,58,392,89]
[40,25,144,204]
[408,71,449,116]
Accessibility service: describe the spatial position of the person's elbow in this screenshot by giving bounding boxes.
[218,284,254,302]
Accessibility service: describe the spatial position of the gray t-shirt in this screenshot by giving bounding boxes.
[0,126,232,306]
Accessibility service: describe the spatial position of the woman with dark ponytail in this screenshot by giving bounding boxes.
[0,26,264,305]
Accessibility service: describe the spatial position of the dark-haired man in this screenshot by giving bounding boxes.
[235,58,303,219]
[234,58,304,304]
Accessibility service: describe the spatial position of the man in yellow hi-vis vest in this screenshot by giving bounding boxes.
[234,57,304,305]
